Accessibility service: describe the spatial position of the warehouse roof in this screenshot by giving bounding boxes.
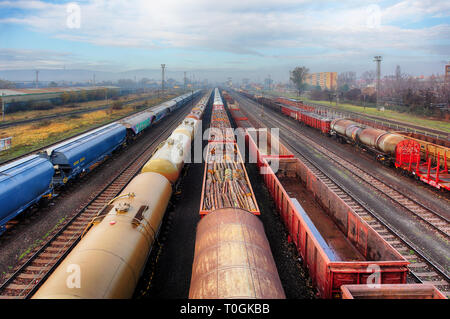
[0,86,119,97]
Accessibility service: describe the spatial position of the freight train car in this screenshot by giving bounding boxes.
[299,111,332,135]
[118,111,155,140]
[41,123,127,185]
[239,90,449,191]
[395,131,450,170]
[32,90,212,299]
[331,118,420,164]
[189,208,285,299]
[340,284,446,299]
[0,91,200,236]
[248,136,409,298]
[0,155,54,235]
[33,172,173,298]
[230,99,409,298]
[276,97,315,112]
[190,89,283,300]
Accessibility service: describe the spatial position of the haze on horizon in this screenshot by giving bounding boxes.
[0,0,449,83]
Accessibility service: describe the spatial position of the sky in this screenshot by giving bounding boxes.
[0,0,449,82]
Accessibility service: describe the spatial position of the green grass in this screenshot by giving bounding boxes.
[18,217,66,261]
[263,90,450,133]
[0,94,177,164]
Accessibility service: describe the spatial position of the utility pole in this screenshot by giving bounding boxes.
[184,71,187,92]
[161,64,166,98]
[93,73,96,87]
[1,93,5,121]
[374,56,382,110]
[35,70,39,88]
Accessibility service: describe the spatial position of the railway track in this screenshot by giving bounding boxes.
[0,93,177,166]
[259,92,449,141]
[0,103,196,299]
[306,101,450,141]
[0,92,162,129]
[253,104,450,238]
[234,93,450,297]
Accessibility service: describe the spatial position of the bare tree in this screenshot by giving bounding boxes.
[290,66,309,96]
[361,70,376,86]
[338,71,356,88]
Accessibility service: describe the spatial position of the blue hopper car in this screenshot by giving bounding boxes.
[42,123,127,185]
[0,155,54,234]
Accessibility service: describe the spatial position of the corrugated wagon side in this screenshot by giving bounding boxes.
[44,123,126,184]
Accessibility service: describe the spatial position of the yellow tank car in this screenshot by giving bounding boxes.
[141,132,192,183]
[173,119,197,140]
[32,172,172,299]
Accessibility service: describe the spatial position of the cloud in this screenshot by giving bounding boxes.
[0,48,119,71]
[0,0,448,77]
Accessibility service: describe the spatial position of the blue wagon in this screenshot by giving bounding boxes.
[173,96,184,110]
[42,123,126,185]
[150,104,171,123]
[0,155,54,234]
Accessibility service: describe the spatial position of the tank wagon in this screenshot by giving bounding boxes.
[230,99,409,299]
[0,91,201,235]
[190,89,283,299]
[32,90,211,299]
[330,119,408,159]
[189,208,285,299]
[330,119,450,190]
[241,91,449,191]
[141,92,210,183]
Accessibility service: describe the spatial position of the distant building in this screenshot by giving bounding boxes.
[306,72,337,90]
[0,86,120,108]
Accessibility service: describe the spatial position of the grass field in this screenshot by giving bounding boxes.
[0,94,176,164]
[264,90,450,133]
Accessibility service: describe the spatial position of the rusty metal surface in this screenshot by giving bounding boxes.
[330,119,359,136]
[358,128,386,148]
[189,208,285,299]
[377,133,407,155]
[341,284,447,299]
